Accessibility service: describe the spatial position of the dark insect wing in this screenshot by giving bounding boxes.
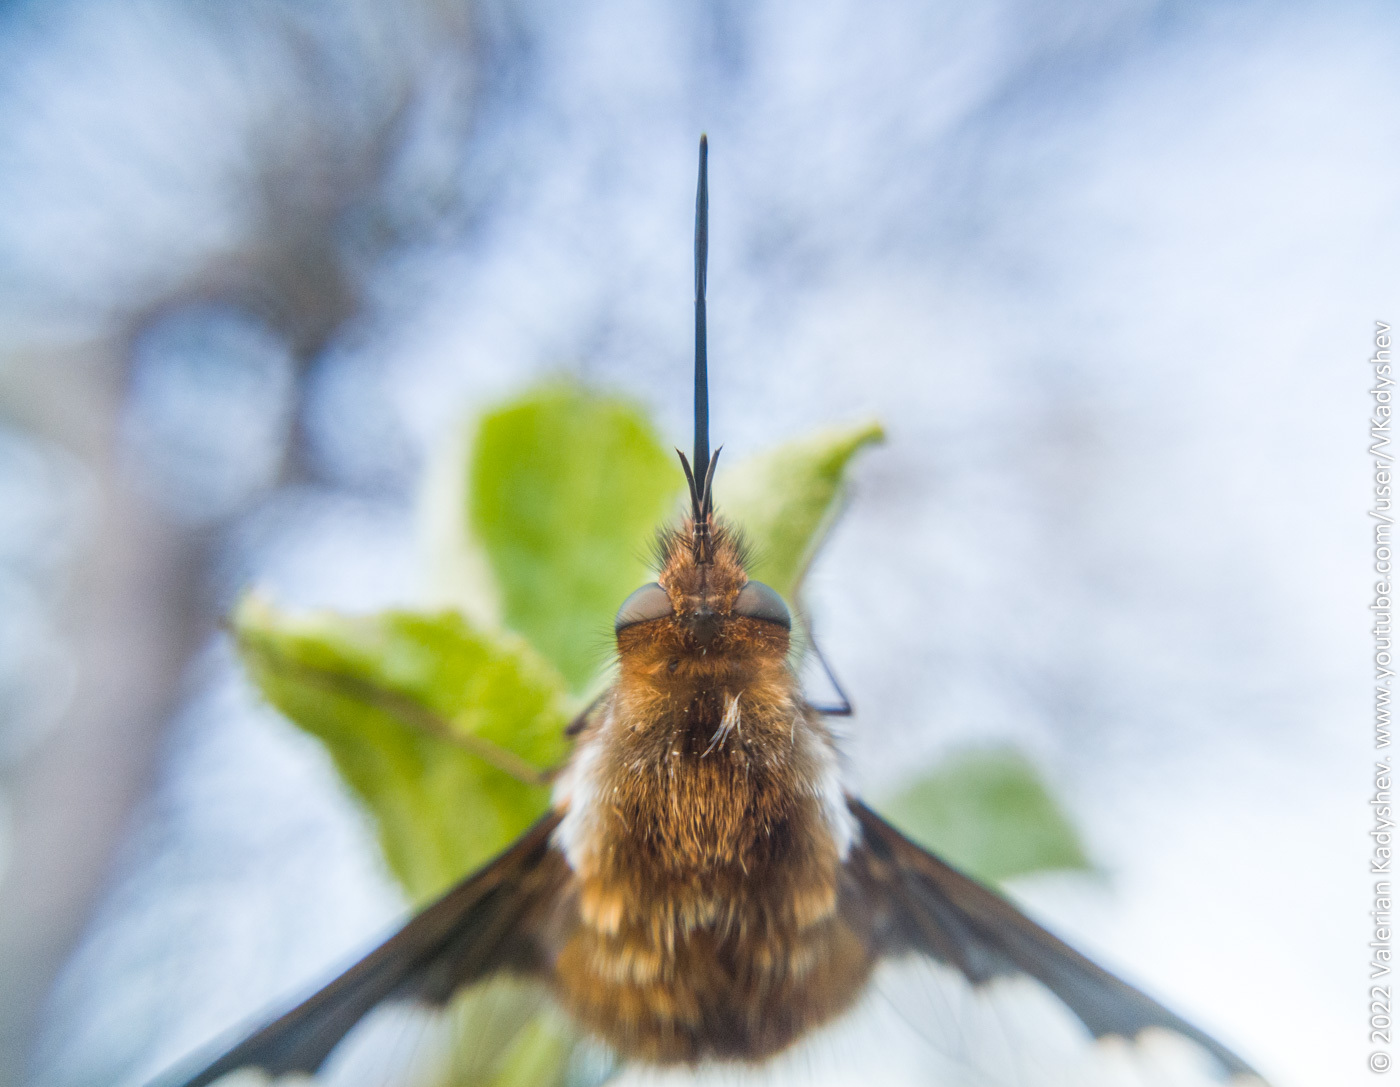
[846,799,1264,1084]
[155,813,568,1087]
[150,715,1264,1087]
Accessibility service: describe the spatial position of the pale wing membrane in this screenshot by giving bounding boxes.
[155,801,1260,1087]
[158,813,568,1087]
[606,962,1236,1087]
[846,800,1261,1083]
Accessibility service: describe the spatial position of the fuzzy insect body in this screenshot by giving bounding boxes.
[160,137,1264,1087]
[551,519,870,1063]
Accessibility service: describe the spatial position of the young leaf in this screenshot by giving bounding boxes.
[437,981,579,1087]
[232,389,891,1085]
[233,595,570,904]
[881,747,1092,886]
[718,421,884,601]
[468,385,677,693]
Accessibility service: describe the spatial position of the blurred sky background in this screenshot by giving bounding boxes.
[0,0,1389,1084]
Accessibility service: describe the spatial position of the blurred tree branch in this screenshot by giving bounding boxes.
[0,1,484,1079]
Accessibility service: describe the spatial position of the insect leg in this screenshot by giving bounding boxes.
[802,621,853,717]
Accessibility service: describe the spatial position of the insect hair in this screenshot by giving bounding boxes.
[652,516,754,576]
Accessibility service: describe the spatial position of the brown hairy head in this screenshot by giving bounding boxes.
[615,513,790,678]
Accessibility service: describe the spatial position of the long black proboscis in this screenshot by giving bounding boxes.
[693,134,709,481]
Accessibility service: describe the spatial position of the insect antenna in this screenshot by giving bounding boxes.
[678,133,722,563]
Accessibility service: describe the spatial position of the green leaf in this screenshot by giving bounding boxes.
[233,595,570,904]
[485,999,580,1087]
[233,592,610,1087]
[467,384,678,692]
[437,981,578,1087]
[233,386,889,1086]
[718,421,885,600]
[881,748,1092,886]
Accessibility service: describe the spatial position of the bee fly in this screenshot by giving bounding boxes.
[163,137,1263,1085]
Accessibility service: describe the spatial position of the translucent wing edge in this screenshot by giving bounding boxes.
[846,799,1264,1083]
[154,812,568,1087]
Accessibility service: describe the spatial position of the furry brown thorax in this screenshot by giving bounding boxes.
[549,514,870,1063]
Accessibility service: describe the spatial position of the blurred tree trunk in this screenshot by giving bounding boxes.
[0,348,203,1086]
[0,5,480,1079]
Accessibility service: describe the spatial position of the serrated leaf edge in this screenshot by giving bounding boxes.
[237,626,556,787]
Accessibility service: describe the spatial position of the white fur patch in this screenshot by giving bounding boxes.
[702,693,743,755]
[550,714,610,872]
[804,723,858,860]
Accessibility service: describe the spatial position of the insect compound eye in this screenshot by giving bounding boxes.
[732,581,791,629]
[614,582,675,633]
